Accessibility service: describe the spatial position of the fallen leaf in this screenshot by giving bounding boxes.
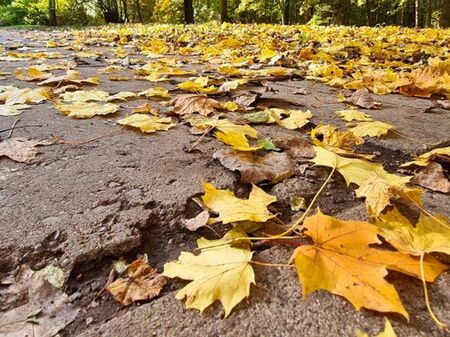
[170,94,220,116]
[0,138,52,163]
[355,318,397,337]
[39,70,99,87]
[163,231,255,317]
[378,207,450,256]
[401,146,450,167]
[0,104,31,116]
[0,266,79,337]
[117,114,175,133]
[61,89,110,102]
[215,131,261,151]
[139,87,170,99]
[214,149,294,183]
[345,89,381,109]
[55,102,119,118]
[132,103,158,115]
[201,182,276,224]
[14,67,52,81]
[311,146,410,187]
[274,137,315,159]
[336,109,372,122]
[107,91,137,102]
[411,162,450,193]
[280,110,313,130]
[177,76,216,94]
[349,121,394,138]
[217,79,248,93]
[106,259,166,306]
[183,211,210,231]
[310,124,364,155]
[0,87,51,105]
[293,210,445,318]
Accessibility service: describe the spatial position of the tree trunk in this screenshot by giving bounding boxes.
[425,0,432,27]
[221,0,228,22]
[365,0,373,26]
[121,0,129,22]
[184,0,194,24]
[48,0,57,25]
[415,0,420,27]
[441,0,450,27]
[282,0,290,25]
[332,0,350,25]
[135,0,143,22]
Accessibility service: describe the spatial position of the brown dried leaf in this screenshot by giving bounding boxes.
[411,162,450,193]
[214,149,294,184]
[346,89,381,109]
[274,137,315,160]
[0,138,52,163]
[106,259,166,306]
[170,94,220,116]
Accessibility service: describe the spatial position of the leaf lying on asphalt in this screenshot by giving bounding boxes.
[0,104,31,116]
[14,67,52,82]
[0,266,79,337]
[55,102,119,118]
[117,114,175,133]
[215,131,262,151]
[310,124,365,157]
[38,70,99,87]
[0,137,52,163]
[139,86,170,99]
[377,207,450,256]
[214,148,294,184]
[401,146,450,167]
[0,87,51,105]
[201,182,276,224]
[349,121,395,138]
[336,109,372,122]
[345,89,381,109]
[183,210,210,231]
[411,162,450,193]
[311,146,411,187]
[163,230,255,317]
[273,137,315,159]
[106,259,166,306]
[279,110,312,130]
[170,94,220,115]
[293,210,446,318]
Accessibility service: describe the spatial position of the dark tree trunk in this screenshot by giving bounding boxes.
[332,0,350,25]
[135,0,143,22]
[365,0,373,26]
[48,0,57,25]
[121,0,129,22]
[425,0,432,27]
[221,0,228,22]
[184,0,194,24]
[282,0,290,25]
[441,0,450,27]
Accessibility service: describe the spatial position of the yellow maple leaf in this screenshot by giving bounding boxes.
[293,210,446,318]
[310,124,364,154]
[62,89,110,102]
[163,229,255,317]
[138,87,170,99]
[215,131,261,151]
[55,102,119,118]
[349,121,395,138]
[14,67,52,82]
[201,182,276,224]
[280,110,313,130]
[258,46,276,63]
[378,208,450,256]
[355,318,397,337]
[355,175,422,217]
[177,77,217,94]
[336,109,372,122]
[311,147,411,187]
[401,146,450,167]
[0,87,50,105]
[117,114,175,133]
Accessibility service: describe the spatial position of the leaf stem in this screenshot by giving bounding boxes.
[420,253,447,329]
[274,166,336,237]
[250,260,295,268]
[187,126,214,152]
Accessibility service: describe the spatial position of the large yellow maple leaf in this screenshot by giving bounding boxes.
[201,182,276,224]
[163,231,255,317]
[293,210,447,318]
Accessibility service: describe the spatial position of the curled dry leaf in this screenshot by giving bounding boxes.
[0,87,51,105]
[170,94,220,116]
[106,259,166,306]
[39,70,99,87]
[14,67,52,82]
[345,88,381,109]
[214,148,294,184]
[401,146,450,167]
[183,210,210,231]
[411,162,450,193]
[0,137,52,163]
